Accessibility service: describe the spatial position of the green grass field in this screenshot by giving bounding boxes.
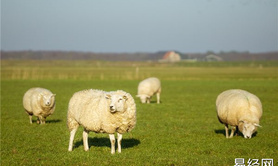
[1,60,278,165]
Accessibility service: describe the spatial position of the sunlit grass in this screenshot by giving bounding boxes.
[1,60,278,165]
[1,60,278,80]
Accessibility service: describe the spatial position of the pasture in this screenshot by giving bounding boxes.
[1,60,278,165]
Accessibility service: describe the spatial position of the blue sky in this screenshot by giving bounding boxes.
[1,0,278,53]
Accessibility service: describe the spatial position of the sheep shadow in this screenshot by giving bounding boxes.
[47,119,62,123]
[150,100,162,104]
[214,129,226,137]
[214,128,258,138]
[74,137,140,150]
[30,119,62,124]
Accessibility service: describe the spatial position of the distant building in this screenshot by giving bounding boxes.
[205,54,223,61]
[159,51,181,62]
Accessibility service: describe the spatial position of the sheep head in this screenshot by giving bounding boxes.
[238,120,262,139]
[136,94,150,103]
[105,94,128,113]
[40,93,56,108]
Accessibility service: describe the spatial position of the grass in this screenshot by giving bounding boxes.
[1,60,278,81]
[1,60,278,165]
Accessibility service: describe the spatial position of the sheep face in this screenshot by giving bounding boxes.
[238,121,261,139]
[136,94,150,103]
[106,94,127,113]
[41,94,55,107]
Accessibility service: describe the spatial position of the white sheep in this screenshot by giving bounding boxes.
[67,89,136,154]
[23,87,56,124]
[136,77,161,104]
[216,89,262,139]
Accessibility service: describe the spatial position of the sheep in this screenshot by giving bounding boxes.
[23,87,56,124]
[136,77,161,104]
[67,89,136,154]
[216,89,262,139]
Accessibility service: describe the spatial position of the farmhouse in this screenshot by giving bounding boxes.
[159,51,181,62]
[205,54,223,61]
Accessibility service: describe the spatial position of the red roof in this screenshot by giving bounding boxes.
[163,51,175,59]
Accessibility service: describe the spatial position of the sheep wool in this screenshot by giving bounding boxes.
[136,77,161,104]
[23,87,56,124]
[67,89,136,154]
[216,89,262,139]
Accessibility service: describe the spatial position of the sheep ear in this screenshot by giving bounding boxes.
[52,94,56,97]
[105,94,111,99]
[239,120,245,123]
[123,95,128,100]
[254,123,262,127]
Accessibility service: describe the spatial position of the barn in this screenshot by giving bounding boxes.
[159,51,181,62]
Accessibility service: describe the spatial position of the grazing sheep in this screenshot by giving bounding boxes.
[23,87,56,124]
[67,89,136,154]
[216,89,262,139]
[136,77,161,104]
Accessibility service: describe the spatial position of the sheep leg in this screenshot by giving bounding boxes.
[36,117,40,124]
[41,117,46,124]
[37,116,45,124]
[109,134,116,154]
[83,130,89,151]
[68,128,77,151]
[229,126,236,138]
[29,115,33,124]
[225,124,229,138]
[117,133,122,153]
[157,93,160,104]
[147,98,150,104]
[157,87,161,104]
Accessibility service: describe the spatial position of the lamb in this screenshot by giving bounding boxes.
[23,87,56,124]
[136,77,161,104]
[216,89,262,139]
[67,89,136,154]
